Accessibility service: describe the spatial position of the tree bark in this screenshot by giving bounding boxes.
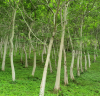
[70,50,75,80]
[54,2,69,90]
[88,52,91,68]
[84,52,87,71]
[39,0,60,95]
[23,46,28,67]
[10,9,16,81]
[80,19,83,73]
[32,51,36,76]
[63,47,68,85]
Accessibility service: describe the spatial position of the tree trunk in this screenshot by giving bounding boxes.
[23,46,28,67]
[88,52,91,68]
[84,52,87,71]
[0,40,3,58]
[32,51,36,76]
[29,44,31,59]
[63,47,68,85]
[39,0,60,95]
[54,2,69,90]
[77,51,80,76]
[2,36,8,71]
[70,50,75,80]
[10,9,16,81]
[80,19,83,73]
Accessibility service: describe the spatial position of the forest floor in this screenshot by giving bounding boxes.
[0,51,100,96]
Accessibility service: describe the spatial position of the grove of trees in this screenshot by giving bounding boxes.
[0,0,100,96]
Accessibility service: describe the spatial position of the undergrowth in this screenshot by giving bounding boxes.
[0,50,100,96]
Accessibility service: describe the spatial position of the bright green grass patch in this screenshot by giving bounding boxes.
[0,50,100,96]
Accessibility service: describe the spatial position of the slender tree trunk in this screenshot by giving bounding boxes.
[23,46,28,67]
[63,47,68,85]
[29,44,31,59]
[70,50,75,80]
[94,42,97,62]
[21,48,23,62]
[77,51,80,76]
[32,51,36,76]
[84,52,87,71]
[39,0,60,95]
[2,36,8,71]
[88,52,91,68]
[54,2,68,90]
[10,9,16,81]
[42,52,44,63]
[54,22,65,90]
[80,19,83,73]
[0,40,3,58]
[39,37,54,96]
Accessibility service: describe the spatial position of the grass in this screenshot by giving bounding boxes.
[0,50,100,96]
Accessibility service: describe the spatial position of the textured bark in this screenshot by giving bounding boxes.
[10,9,16,81]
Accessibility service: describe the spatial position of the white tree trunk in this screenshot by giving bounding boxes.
[54,2,68,90]
[39,0,60,95]
[54,29,65,90]
[80,51,83,72]
[2,36,8,71]
[10,9,16,81]
[32,51,36,76]
[84,52,87,71]
[63,47,68,85]
[0,41,3,58]
[88,52,91,68]
[29,45,31,59]
[42,52,44,63]
[23,46,28,67]
[39,37,54,96]
[77,51,80,76]
[70,50,75,80]
[80,19,83,73]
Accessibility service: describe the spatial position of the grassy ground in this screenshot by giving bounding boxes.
[0,50,100,96]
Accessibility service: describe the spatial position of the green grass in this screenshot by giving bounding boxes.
[0,50,100,96]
